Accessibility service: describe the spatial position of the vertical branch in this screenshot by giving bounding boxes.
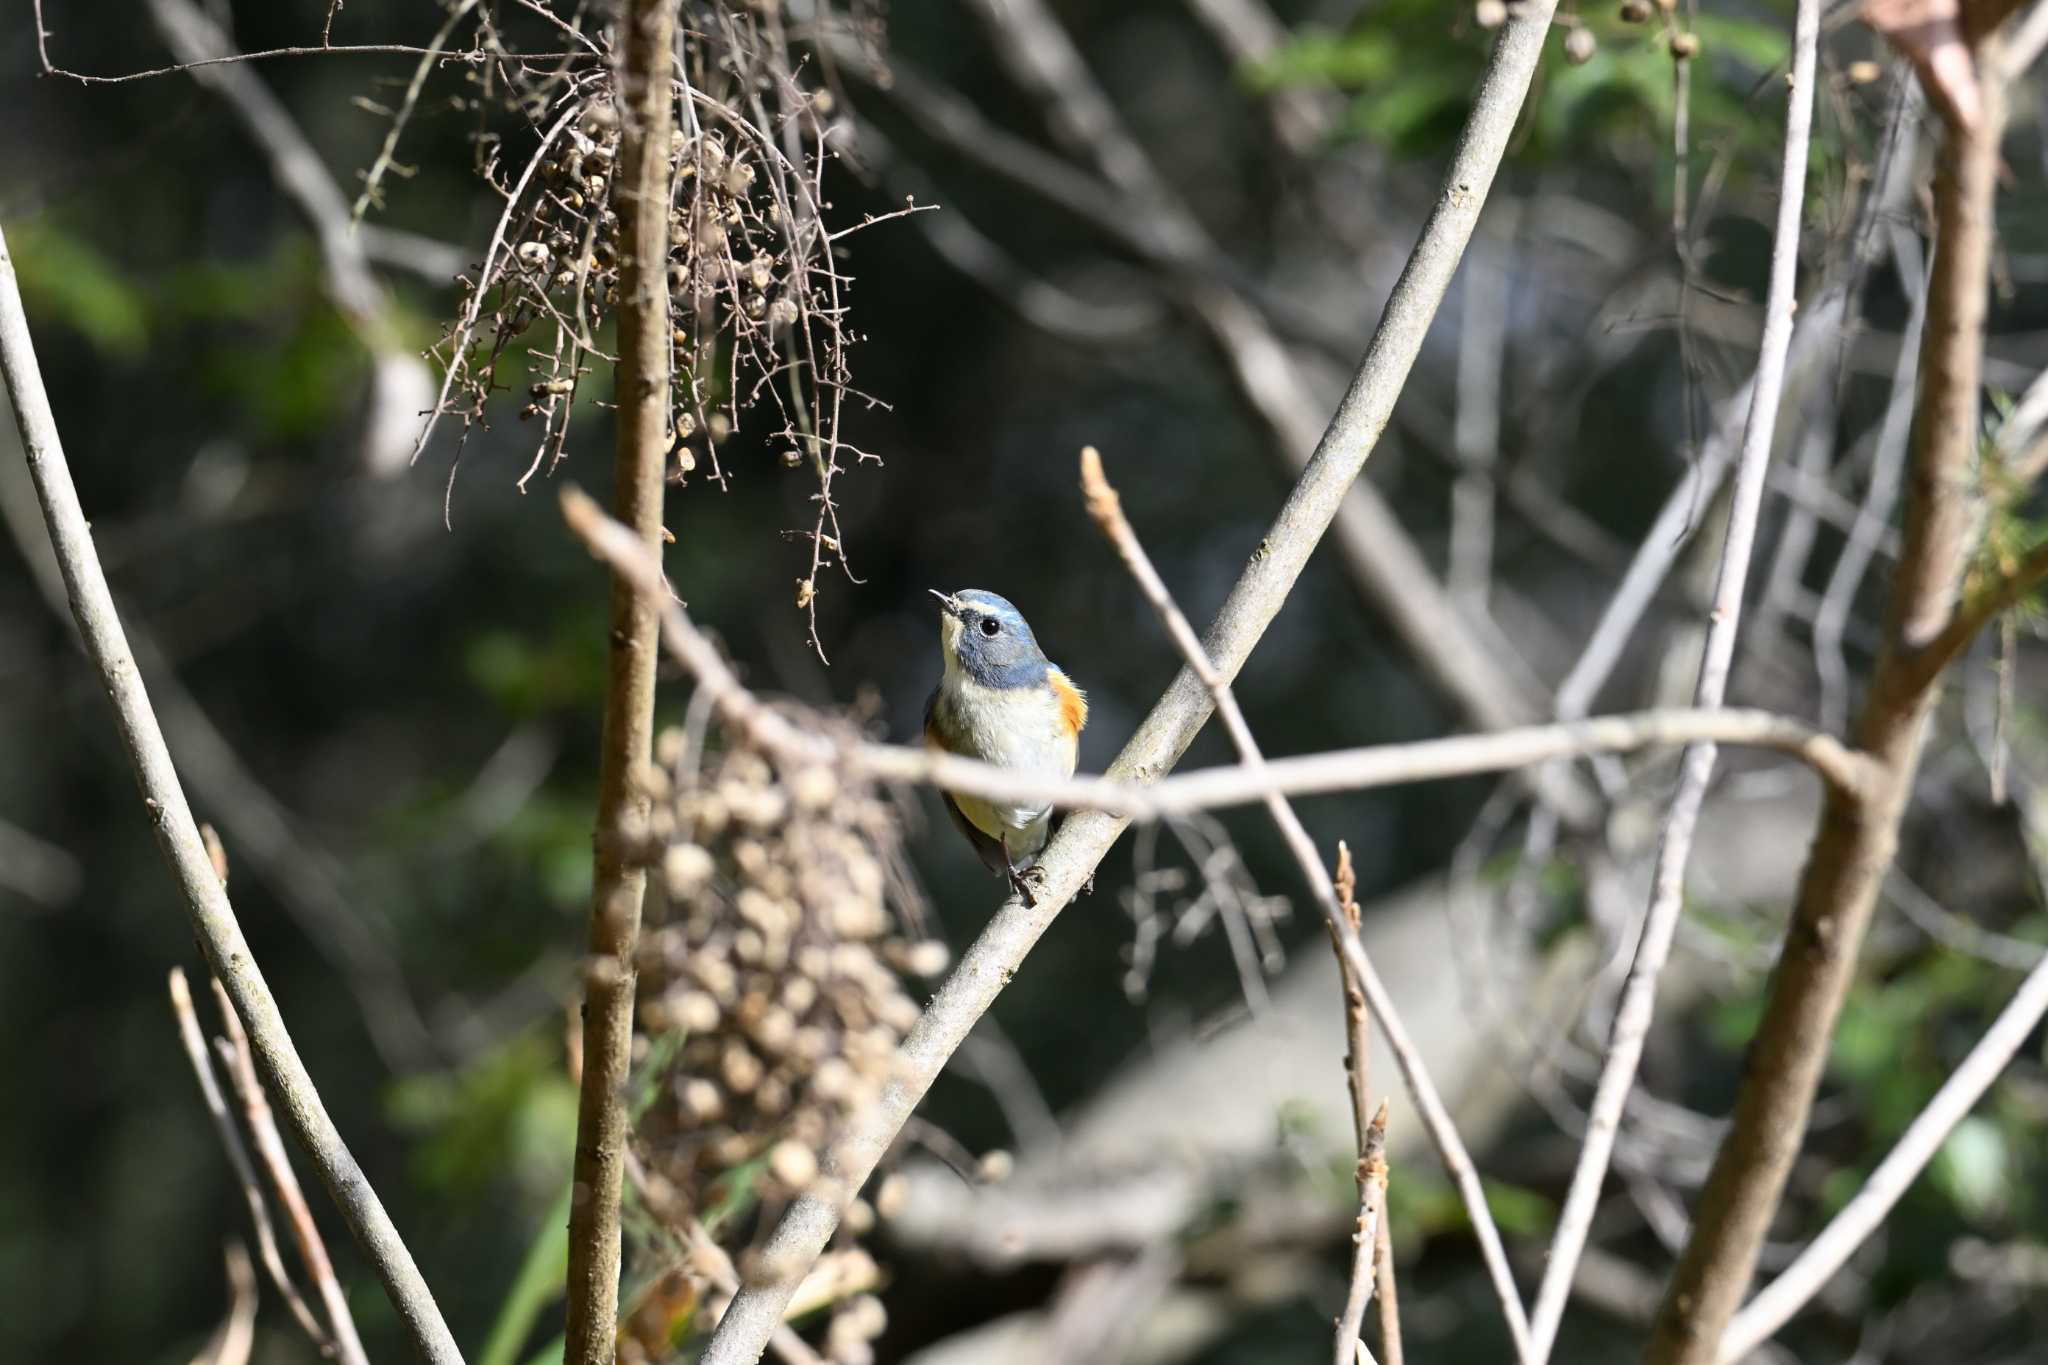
[1374,1202,1403,1365]
[1643,32,2011,1365]
[1527,0,1822,1354]
[1330,846,1378,1365]
[561,3,677,1362]
[0,226,461,1365]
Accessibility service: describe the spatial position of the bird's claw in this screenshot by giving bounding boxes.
[1007,867,1040,907]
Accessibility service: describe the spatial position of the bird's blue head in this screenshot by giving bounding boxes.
[932,588,1050,690]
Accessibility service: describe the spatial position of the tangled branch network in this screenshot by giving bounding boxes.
[395,0,911,656]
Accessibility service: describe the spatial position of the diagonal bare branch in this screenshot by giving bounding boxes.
[0,223,463,1365]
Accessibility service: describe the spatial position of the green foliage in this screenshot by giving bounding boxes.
[466,625,610,717]
[1389,1168,1554,1241]
[9,222,427,439]
[1252,5,1796,171]
[1719,935,2048,1248]
[387,1030,579,1199]
[1932,1115,2012,1222]
[7,221,150,359]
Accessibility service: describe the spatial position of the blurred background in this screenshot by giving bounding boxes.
[4,1,2048,1362]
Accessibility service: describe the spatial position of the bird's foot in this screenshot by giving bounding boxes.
[1007,866,1040,907]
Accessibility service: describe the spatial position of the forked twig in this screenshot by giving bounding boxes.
[1080,446,1534,1357]
[210,980,371,1365]
[168,969,332,1354]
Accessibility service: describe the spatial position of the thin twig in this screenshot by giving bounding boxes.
[0,224,462,1365]
[1332,851,1381,1364]
[1374,1199,1403,1365]
[565,485,1876,817]
[1527,0,1822,1355]
[1645,28,2014,1365]
[1336,1104,1391,1365]
[210,980,371,1365]
[560,2,676,1362]
[168,969,333,1354]
[1081,446,1533,1355]
[1717,942,2048,1362]
[350,0,481,224]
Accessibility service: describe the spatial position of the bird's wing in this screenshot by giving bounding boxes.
[941,791,1011,877]
[926,687,1008,878]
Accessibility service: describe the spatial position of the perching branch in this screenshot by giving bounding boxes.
[902,0,1593,827]
[0,225,462,1365]
[1526,0,1822,1355]
[695,10,1560,1359]
[560,2,676,1362]
[1643,25,2014,1365]
[564,487,1876,819]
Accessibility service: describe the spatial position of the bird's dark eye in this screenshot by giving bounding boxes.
[979,617,1002,638]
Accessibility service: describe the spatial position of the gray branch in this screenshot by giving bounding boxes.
[0,225,463,1365]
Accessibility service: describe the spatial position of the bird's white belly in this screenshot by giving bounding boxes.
[938,676,1070,837]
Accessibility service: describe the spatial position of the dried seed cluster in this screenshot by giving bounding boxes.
[419,1,893,656]
[630,720,945,1223]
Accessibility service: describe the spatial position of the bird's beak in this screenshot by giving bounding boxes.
[929,589,961,619]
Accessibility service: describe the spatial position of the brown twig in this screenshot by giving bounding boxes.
[1329,829,1380,1361]
[1643,27,2015,1365]
[0,224,461,1365]
[1327,845,1402,1364]
[168,969,332,1354]
[1082,446,1532,1355]
[1374,1199,1403,1365]
[210,981,370,1365]
[560,2,676,1361]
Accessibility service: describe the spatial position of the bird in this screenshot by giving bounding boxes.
[923,588,1088,904]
